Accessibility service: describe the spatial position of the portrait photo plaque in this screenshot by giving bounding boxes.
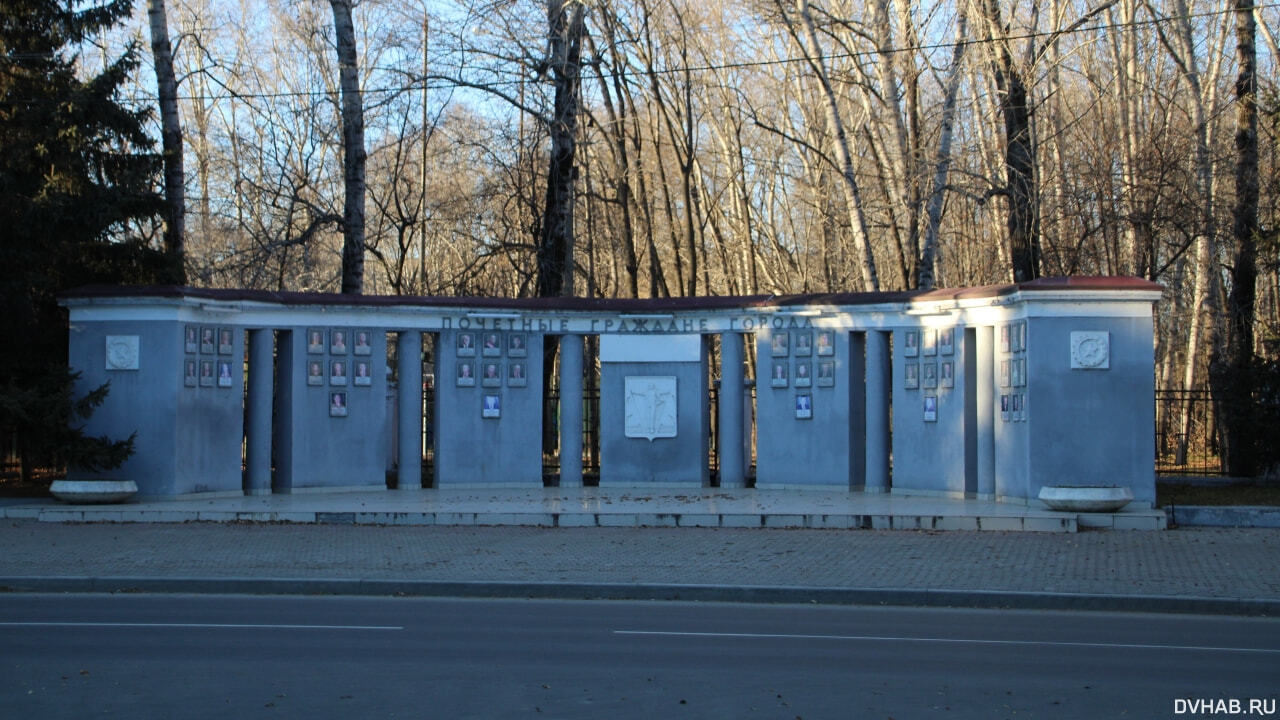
[307,328,325,355]
[1000,394,1010,421]
[481,332,502,357]
[940,361,954,389]
[939,328,955,356]
[923,329,937,356]
[902,330,919,358]
[199,360,214,387]
[508,333,528,358]
[1000,325,1011,354]
[307,360,324,386]
[624,376,678,441]
[817,360,835,388]
[218,328,234,355]
[1000,359,1011,388]
[771,331,789,357]
[816,330,835,356]
[456,361,476,387]
[329,392,348,417]
[216,360,233,388]
[904,362,919,390]
[795,393,813,420]
[923,362,938,389]
[794,361,811,387]
[183,359,197,387]
[481,361,502,387]
[507,361,527,387]
[184,326,198,354]
[923,395,938,422]
[482,394,501,419]
[330,360,348,386]
[353,360,372,386]
[794,331,812,357]
[353,330,372,356]
[456,332,476,357]
[330,329,348,355]
[770,361,788,388]
[200,327,215,355]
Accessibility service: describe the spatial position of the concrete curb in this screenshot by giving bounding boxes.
[1165,505,1280,528]
[0,576,1275,617]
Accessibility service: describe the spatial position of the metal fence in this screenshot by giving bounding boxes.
[1154,389,1223,476]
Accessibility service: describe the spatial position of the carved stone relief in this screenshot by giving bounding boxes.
[624,376,678,441]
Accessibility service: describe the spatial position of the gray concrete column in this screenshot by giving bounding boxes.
[865,329,891,493]
[977,325,996,498]
[559,334,585,487]
[396,331,423,490]
[245,328,273,496]
[718,332,746,489]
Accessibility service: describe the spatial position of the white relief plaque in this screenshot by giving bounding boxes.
[105,335,140,370]
[624,376,678,441]
[1070,331,1110,370]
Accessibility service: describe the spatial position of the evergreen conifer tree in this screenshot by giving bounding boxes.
[0,0,180,482]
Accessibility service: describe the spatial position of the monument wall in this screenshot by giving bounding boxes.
[890,323,974,497]
[754,328,866,489]
[69,318,244,497]
[434,329,544,486]
[60,278,1162,507]
[1024,315,1157,504]
[275,326,388,492]
[599,335,709,487]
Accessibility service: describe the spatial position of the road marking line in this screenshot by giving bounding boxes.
[613,630,1280,654]
[0,622,402,631]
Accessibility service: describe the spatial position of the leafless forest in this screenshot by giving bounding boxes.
[115,1,1278,424]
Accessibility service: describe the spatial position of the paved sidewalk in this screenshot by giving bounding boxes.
[1,519,1277,615]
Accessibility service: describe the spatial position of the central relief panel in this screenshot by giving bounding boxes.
[624,376,678,441]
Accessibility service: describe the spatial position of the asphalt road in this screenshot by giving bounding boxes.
[1,594,1277,719]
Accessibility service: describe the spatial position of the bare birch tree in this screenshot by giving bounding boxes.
[919,3,970,290]
[147,0,185,265]
[772,0,880,292]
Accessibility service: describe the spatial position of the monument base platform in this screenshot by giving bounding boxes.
[1,487,1169,532]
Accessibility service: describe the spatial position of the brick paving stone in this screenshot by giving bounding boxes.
[0,520,1277,600]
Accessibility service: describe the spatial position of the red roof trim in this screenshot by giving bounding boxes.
[59,276,1162,309]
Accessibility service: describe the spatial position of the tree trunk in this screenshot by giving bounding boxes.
[589,23,639,298]
[793,0,880,292]
[330,0,366,295]
[1154,0,1227,468]
[1108,0,1142,276]
[919,5,968,290]
[536,0,586,299]
[981,0,1041,283]
[147,0,185,268]
[1218,0,1260,476]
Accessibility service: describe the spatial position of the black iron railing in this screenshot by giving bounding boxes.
[1154,389,1223,476]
